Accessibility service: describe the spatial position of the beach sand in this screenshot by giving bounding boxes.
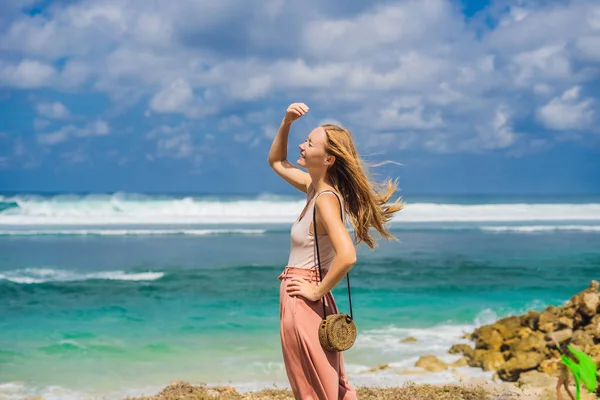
[122,376,586,400]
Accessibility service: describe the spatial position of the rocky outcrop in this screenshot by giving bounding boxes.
[415,355,448,372]
[449,280,600,383]
[401,336,418,343]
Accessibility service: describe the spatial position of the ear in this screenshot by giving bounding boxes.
[325,154,336,166]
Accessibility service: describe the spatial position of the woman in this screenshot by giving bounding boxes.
[267,102,403,400]
[554,341,577,400]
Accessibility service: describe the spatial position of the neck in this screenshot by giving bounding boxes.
[309,170,331,193]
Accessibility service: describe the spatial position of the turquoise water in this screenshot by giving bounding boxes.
[0,193,599,399]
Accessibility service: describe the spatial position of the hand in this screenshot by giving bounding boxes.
[286,277,321,302]
[283,103,309,124]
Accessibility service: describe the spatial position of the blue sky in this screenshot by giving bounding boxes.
[0,0,599,195]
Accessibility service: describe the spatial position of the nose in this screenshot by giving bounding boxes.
[299,142,305,150]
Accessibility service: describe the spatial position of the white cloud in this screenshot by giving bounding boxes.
[485,106,518,149]
[575,35,600,62]
[149,79,194,114]
[365,132,416,150]
[233,132,253,143]
[61,146,89,164]
[425,105,518,153]
[37,129,69,145]
[36,120,111,145]
[33,118,50,130]
[302,0,461,59]
[218,115,244,131]
[134,12,173,47]
[510,45,572,87]
[261,124,277,140]
[1,0,600,156]
[0,59,56,88]
[147,123,195,159]
[374,98,444,130]
[74,120,110,137]
[36,101,70,119]
[60,60,92,88]
[537,86,596,130]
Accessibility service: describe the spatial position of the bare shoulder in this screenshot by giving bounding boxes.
[315,191,342,218]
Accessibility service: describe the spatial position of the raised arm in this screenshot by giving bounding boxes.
[267,103,312,193]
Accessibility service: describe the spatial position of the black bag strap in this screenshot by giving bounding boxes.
[313,191,353,320]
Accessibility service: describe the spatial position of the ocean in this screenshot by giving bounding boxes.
[1,192,599,400]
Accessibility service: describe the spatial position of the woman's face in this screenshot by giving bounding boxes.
[297,127,329,169]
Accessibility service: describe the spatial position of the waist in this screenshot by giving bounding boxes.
[278,266,327,282]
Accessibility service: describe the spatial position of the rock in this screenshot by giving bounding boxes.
[559,305,577,319]
[517,370,557,389]
[364,364,391,373]
[473,324,505,340]
[547,328,573,344]
[514,327,536,339]
[538,358,560,376]
[218,386,238,396]
[204,385,239,397]
[568,288,600,317]
[468,349,487,368]
[480,351,505,371]
[500,337,519,352]
[521,311,541,331]
[571,330,595,348]
[448,343,474,359]
[538,310,558,333]
[397,368,429,375]
[450,356,468,367]
[401,336,417,343]
[495,316,522,340]
[415,355,448,372]
[446,281,600,384]
[497,352,546,382]
[585,344,600,357]
[475,327,504,351]
[588,344,600,367]
[557,316,574,329]
[544,305,558,314]
[581,293,600,317]
[573,310,587,329]
[584,315,600,340]
[509,331,547,354]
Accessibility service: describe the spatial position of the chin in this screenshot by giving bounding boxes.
[298,157,305,165]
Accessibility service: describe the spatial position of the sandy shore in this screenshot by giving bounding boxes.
[121,377,573,400]
[118,369,600,400]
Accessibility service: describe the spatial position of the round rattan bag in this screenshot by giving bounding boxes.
[318,313,356,352]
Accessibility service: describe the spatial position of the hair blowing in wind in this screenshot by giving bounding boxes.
[321,124,404,249]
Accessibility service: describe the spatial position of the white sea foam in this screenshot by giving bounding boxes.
[0,307,549,396]
[210,319,497,391]
[481,225,600,232]
[0,229,266,236]
[0,381,162,400]
[1,193,599,225]
[0,268,164,284]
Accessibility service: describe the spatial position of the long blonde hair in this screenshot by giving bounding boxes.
[322,124,404,249]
